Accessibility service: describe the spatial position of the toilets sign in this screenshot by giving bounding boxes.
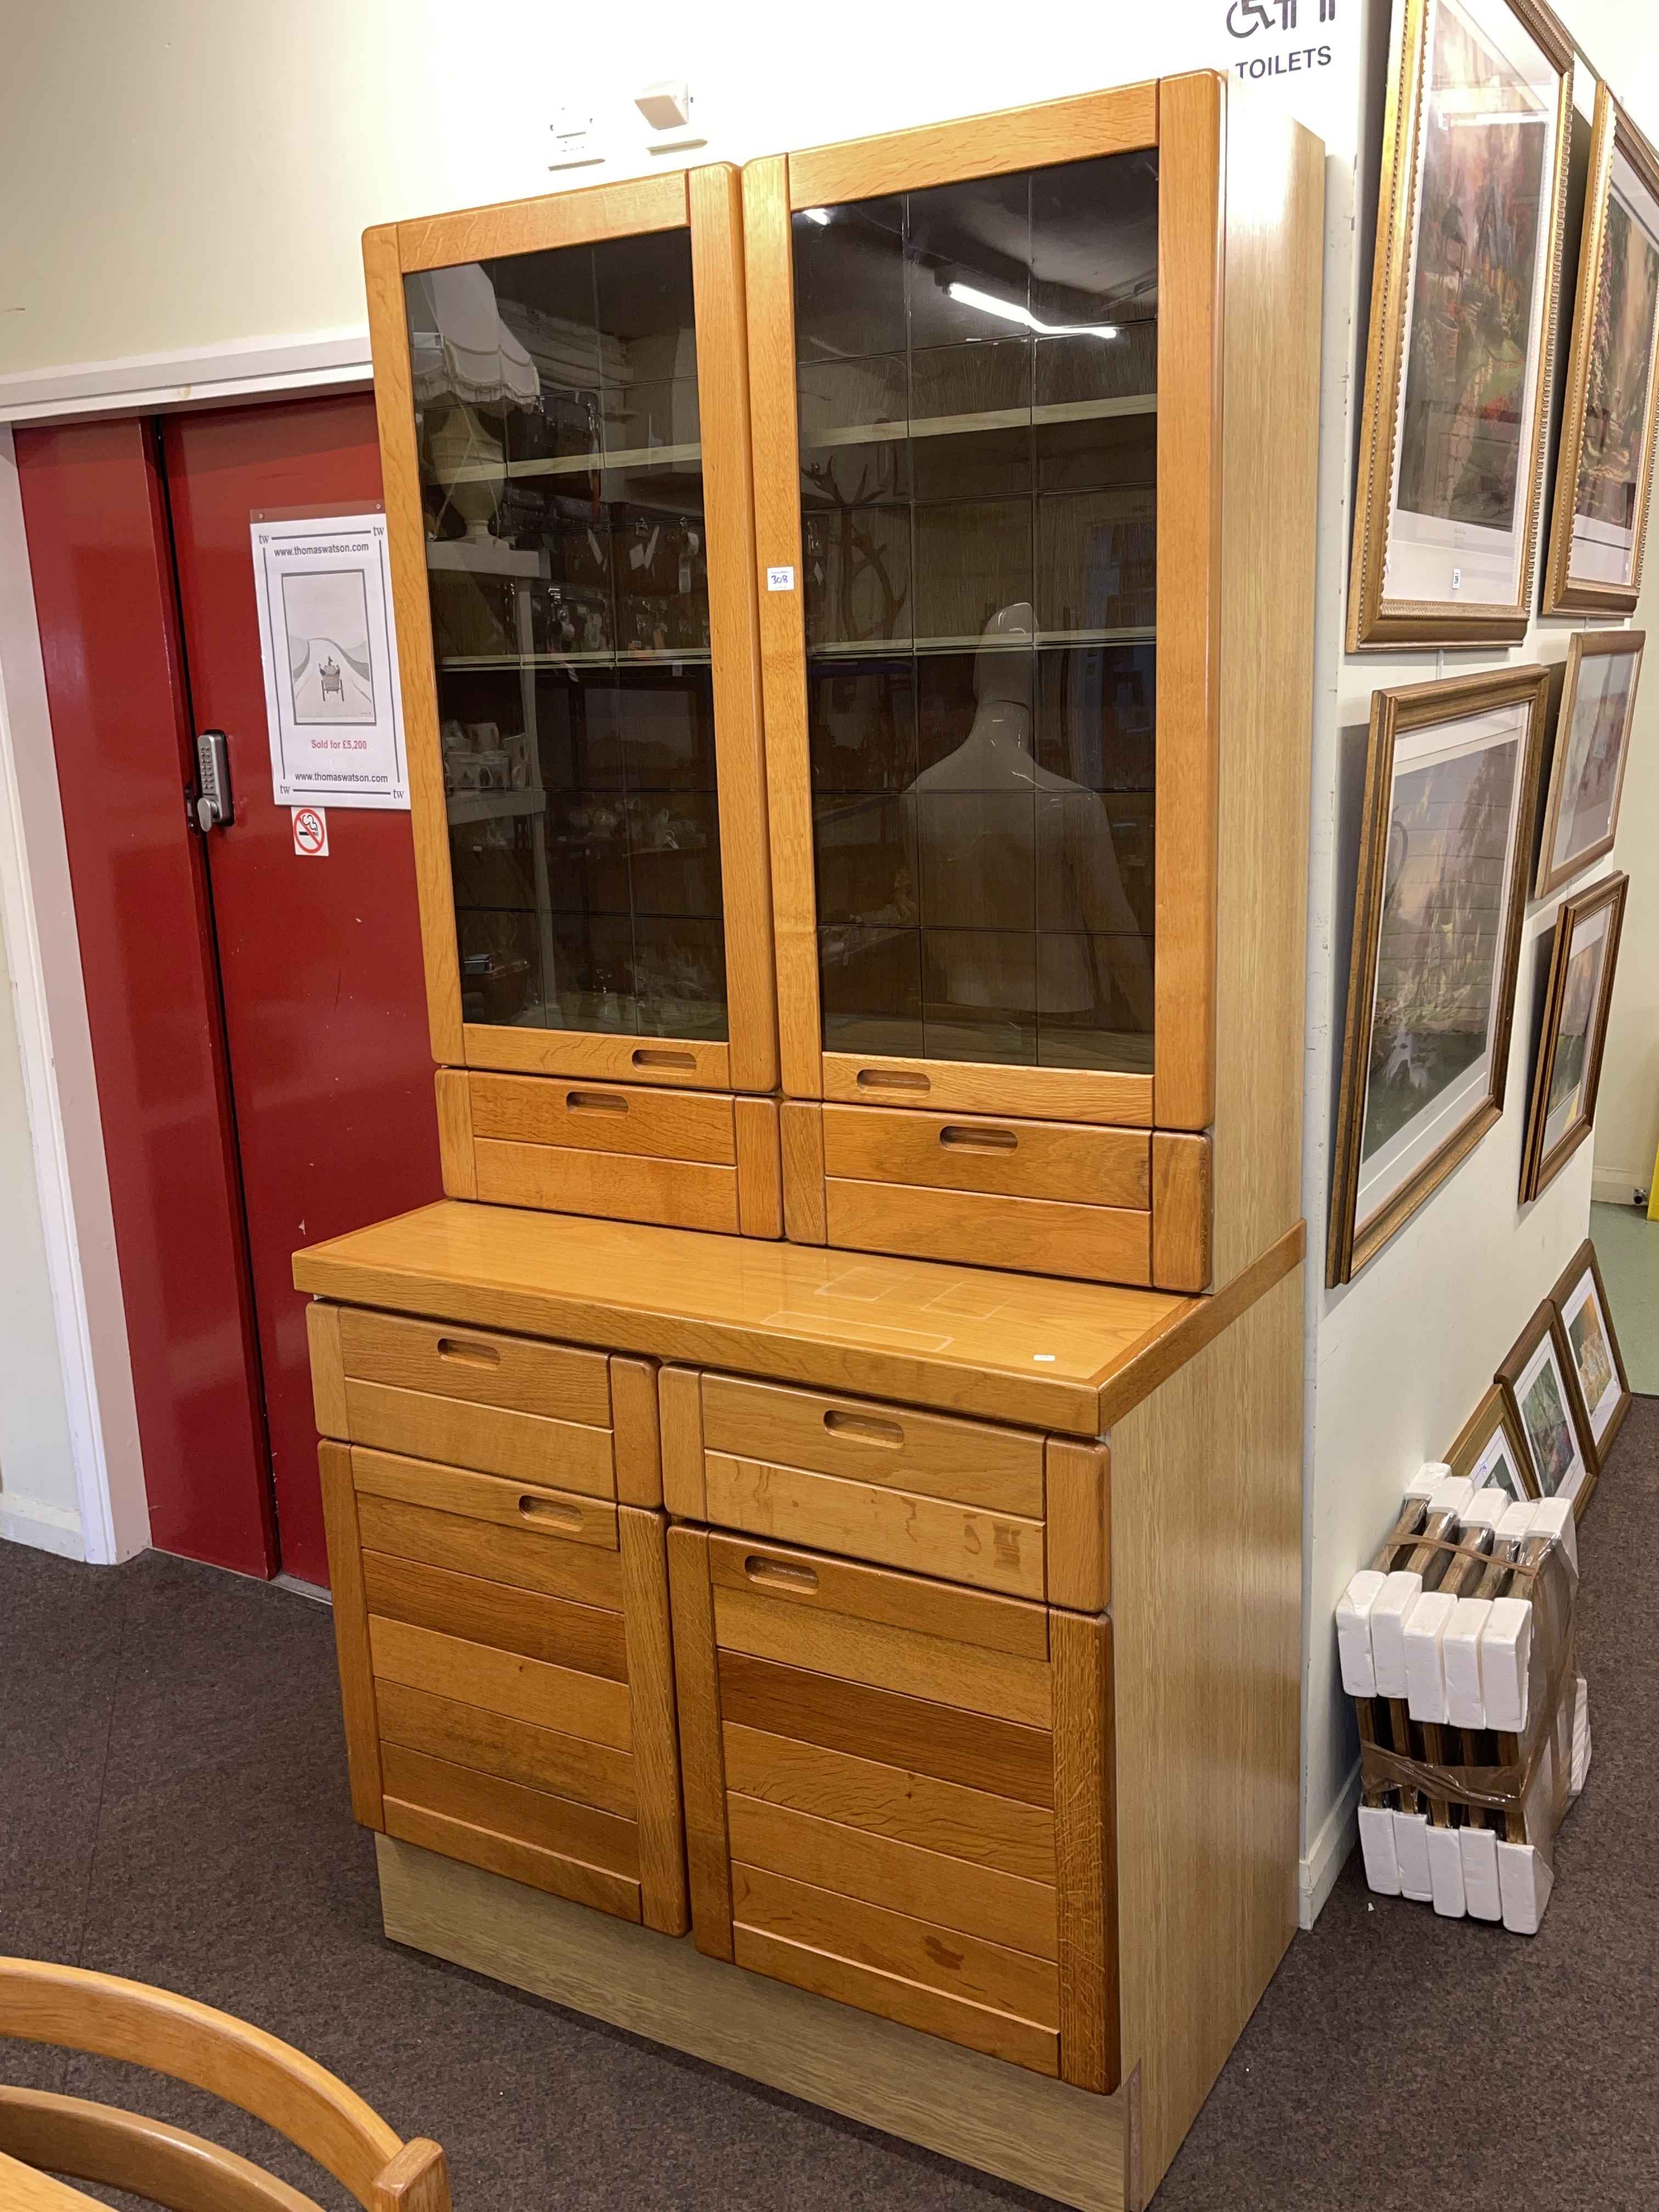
[1223,0,1341,91]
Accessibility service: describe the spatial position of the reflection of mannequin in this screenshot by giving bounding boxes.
[909,603,1152,1029]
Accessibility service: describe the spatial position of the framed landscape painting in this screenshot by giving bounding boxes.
[1550,1237,1632,1458]
[1349,0,1573,650]
[1520,870,1628,1201]
[1543,86,1659,616]
[1535,629,1643,895]
[1497,1299,1596,1513]
[1446,1381,1539,1499]
[1328,666,1547,1285]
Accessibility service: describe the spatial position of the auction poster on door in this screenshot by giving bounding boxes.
[250,510,409,808]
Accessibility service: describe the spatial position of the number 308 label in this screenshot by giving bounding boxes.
[766,566,796,592]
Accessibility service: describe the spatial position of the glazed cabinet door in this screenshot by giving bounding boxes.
[366,168,776,1095]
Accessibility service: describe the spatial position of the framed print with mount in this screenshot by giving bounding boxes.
[1520,869,1627,1201]
[1542,85,1659,617]
[1549,1235,1631,1460]
[1445,1380,1539,1499]
[1328,665,1547,1286]
[1534,628,1643,896]
[1347,0,1573,650]
[1497,1296,1596,1513]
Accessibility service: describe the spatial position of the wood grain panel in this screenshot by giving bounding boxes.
[786,81,1157,206]
[704,1455,1046,1599]
[467,1071,737,1163]
[733,1863,1059,2027]
[734,1096,785,1239]
[342,1380,615,1498]
[610,1355,663,1509]
[621,1507,690,1936]
[381,1743,640,1879]
[658,1365,707,1519]
[727,1796,1057,1963]
[369,1618,632,1750]
[780,1101,828,1242]
[473,1140,741,1235]
[666,1526,734,1956]
[338,1307,611,1426]
[397,172,688,269]
[1052,1612,1119,2094]
[825,1178,1153,1287]
[306,1302,348,1441]
[375,1679,636,1818]
[357,1495,622,1612]
[701,1374,1043,1514]
[463,1024,731,1091]
[434,1070,477,1199]
[822,1055,1152,1130]
[1154,71,1224,1132]
[362,1551,627,1679]
[822,1106,1150,1209]
[721,1724,1055,1883]
[1150,1133,1212,1295]
[318,1442,382,1828]
[689,162,778,1094]
[381,1798,641,1922]
[706,1532,1048,1658]
[718,1652,1053,1809]
[352,1450,619,1558]
[1043,1440,1109,1615]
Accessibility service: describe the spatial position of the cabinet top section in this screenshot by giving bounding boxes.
[294,1203,1301,1434]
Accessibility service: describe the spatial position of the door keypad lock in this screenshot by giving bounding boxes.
[194,729,233,832]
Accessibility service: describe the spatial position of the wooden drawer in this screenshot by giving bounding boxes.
[438,1069,783,1238]
[668,1530,1117,2089]
[662,1371,1108,1608]
[821,1104,1150,1208]
[338,1306,611,1424]
[826,1178,1153,1287]
[318,1441,687,1934]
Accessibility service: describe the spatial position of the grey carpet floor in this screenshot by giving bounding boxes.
[3,1399,1656,2211]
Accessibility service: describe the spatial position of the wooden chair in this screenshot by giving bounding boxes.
[0,1957,449,2211]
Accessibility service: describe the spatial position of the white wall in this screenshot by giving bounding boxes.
[1592,549,1659,1204]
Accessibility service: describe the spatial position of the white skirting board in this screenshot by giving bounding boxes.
[1299,1758,1361,1927]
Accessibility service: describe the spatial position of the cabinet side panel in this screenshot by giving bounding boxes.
[1053,1611,1118,2092]
[735,1096,786,1239]
[319,1441,384,1829]
[435,1070,477,1199]
[306,1300,348,1440]
[1110,1264,1302,2198]
[363,222,461,1064]
[621,1507,691,1934]
[611,1355,664,1509]
[1211,110,1323,1284]
[781,1101,828,1244]
[667,1527,735,1956]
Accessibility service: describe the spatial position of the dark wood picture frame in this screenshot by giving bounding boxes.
[1328,666,1548,1285]
[1497,1296,1598,1515]
[1549,1235,1632,1460]
[1445,1381,1540,1500]
[1534,629,1644,896]
[1520,871,1628,1201]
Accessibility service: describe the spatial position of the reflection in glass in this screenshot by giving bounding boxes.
[795,150,1158,1070]
[408,230,726,1041]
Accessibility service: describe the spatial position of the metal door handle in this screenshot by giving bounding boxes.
[194,730,233,831]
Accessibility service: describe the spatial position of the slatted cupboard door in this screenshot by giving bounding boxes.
[667,1527,1118,2088]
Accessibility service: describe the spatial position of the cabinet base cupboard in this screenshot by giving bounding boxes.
[309,65,1322,2212]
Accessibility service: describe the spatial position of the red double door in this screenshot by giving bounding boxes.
[19,397,440,1584]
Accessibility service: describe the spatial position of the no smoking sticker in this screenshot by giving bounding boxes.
[291,805,329,857]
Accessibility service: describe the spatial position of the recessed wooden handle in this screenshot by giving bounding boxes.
[823,1407,903,1448]
[566,1090,629,1115]
[633,1047,696,1070]
[939,1124,1017,1152]
[518,1495,583,1532]
[436,1336,501,1367]
[856,1066,929,1092]
[744,1555,819,1593]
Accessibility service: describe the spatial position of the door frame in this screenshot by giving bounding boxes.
[0,334,371,1565]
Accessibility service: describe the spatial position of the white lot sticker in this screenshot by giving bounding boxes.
[292,805,330,857]
[766,566,796,591]
[251,510,409,809]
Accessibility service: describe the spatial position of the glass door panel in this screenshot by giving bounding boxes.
[793,151,1158,1074]
[408,227,728,1043]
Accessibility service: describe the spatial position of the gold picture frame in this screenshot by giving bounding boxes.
[1549,1235,1632,1463]
[1542,86,1659,616]
[1329,665,1548,1285]
[1496,1295,1597,1515]
[1446,1380,1540,1499]
[1534,627,1644,896]
[1520,870,1628,1201]
[1348,0,1573,650]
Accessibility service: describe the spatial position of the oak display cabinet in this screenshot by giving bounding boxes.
[366,165,782,1238]
[309,72,1322,2212]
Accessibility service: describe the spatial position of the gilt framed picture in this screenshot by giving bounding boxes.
[1535,628,1643,895]
[1348,0,1573,650]
[1520,870,1628,1201]
[1549,1236,1632,1458]
[1329,666,1547,1285]
[1542,86,1659,616]
[1446,1381,1539,1499]
[1497,1298,1596,1512]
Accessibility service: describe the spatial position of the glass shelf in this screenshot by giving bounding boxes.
[808,394,1155,451]
[425,441,703,486]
